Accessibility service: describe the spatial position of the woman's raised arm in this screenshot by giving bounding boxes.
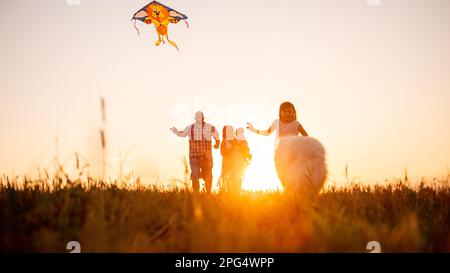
[298,122,309,137]
[246,122,273,136]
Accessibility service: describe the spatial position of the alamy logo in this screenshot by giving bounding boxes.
[66,241,81,253]
[66,0,81,6]
[367,0,382,6]
[366,241,382,253]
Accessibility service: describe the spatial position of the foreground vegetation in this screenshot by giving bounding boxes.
[1,175,449,252]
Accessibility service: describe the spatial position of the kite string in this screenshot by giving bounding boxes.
[133,19,140,36]
[184,21,189,29]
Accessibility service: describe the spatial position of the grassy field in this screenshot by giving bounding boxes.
[1,174,449,253]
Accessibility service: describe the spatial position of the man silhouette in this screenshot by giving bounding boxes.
[171,111,220,193]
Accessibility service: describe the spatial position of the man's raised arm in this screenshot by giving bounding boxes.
[170,126,190,137]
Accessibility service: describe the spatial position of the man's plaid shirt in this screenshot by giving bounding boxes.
[179,122,219,159]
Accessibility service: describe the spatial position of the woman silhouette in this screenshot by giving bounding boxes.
[247,101,308,142]
[219,125,251,193]
[247,102,327,195]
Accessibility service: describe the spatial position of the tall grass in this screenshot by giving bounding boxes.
[0,173,449,252]
[99,96,107,179]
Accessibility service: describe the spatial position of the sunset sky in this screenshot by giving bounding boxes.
[0,0,449,188]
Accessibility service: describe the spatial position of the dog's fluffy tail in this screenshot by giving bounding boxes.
[275,136,327,195]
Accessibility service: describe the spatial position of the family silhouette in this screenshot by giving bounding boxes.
[171,101,326,194]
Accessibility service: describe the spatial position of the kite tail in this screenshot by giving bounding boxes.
[133,19,140,36]
[184,20,189,29]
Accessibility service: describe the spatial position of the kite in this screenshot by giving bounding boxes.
[132,1,189,50]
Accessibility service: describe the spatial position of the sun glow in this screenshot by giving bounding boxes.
[241,136,283,192]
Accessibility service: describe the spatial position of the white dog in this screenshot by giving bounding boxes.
[274,136,327,195]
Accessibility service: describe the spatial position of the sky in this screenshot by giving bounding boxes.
[0,0,449,188]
